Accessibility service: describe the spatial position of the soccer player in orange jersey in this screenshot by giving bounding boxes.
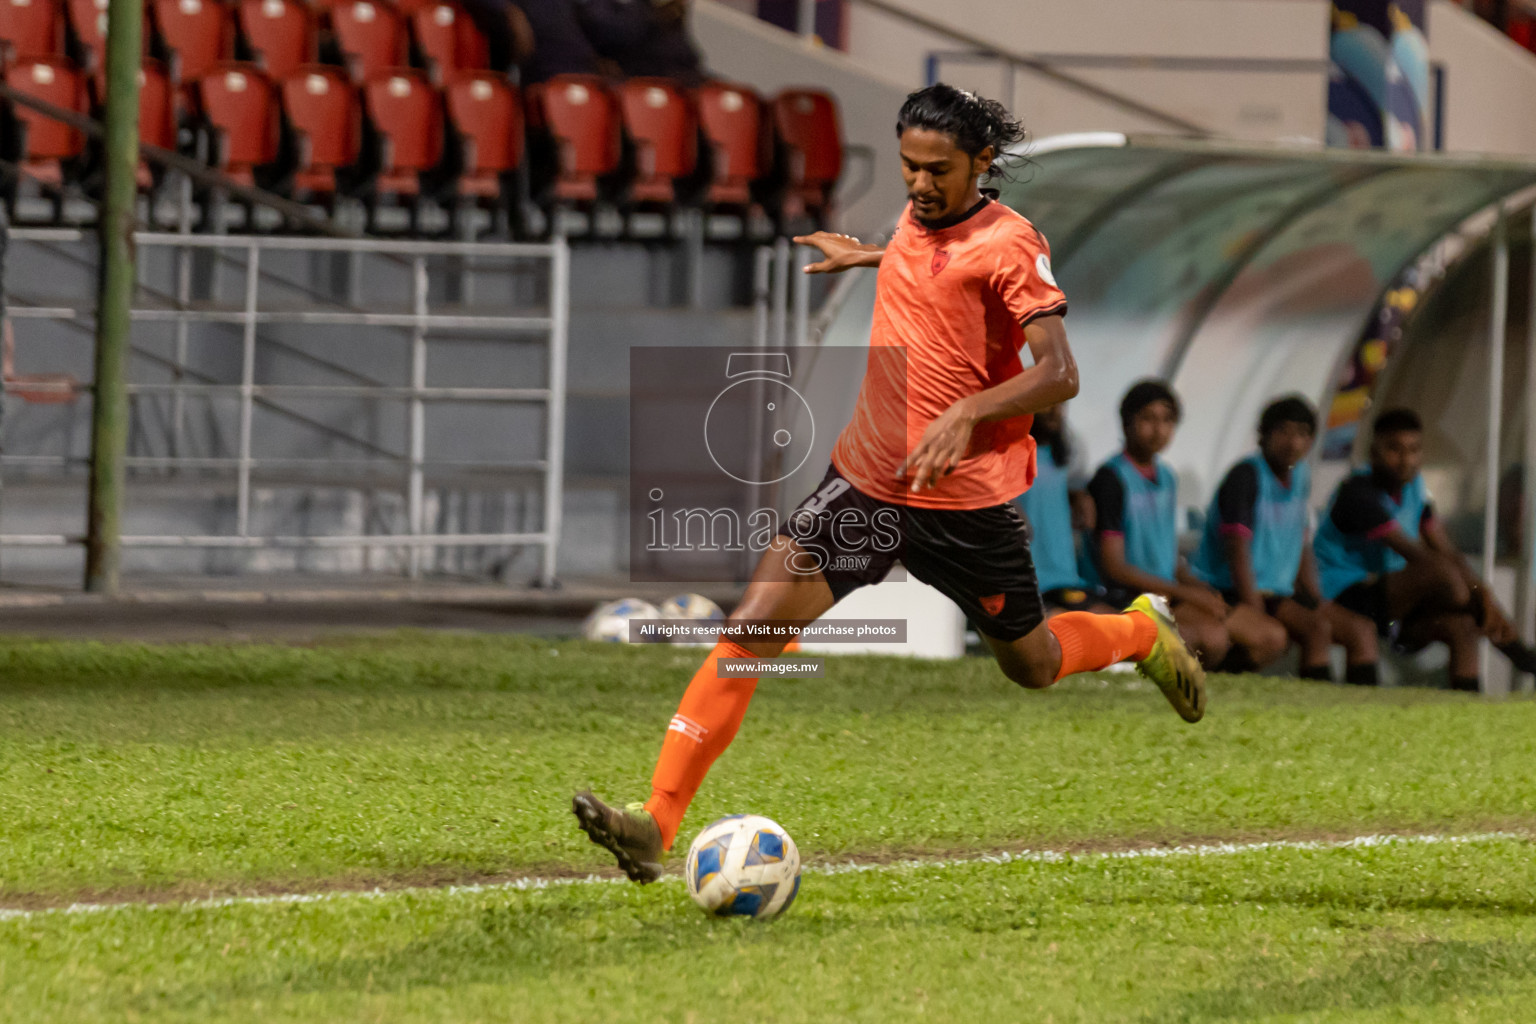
[574,85,1205,883]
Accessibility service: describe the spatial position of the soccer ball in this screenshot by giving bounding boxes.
[685,814,801,919]
[657,592,724,646]
[582,598,662,643]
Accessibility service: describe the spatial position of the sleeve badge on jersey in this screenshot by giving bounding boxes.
[1035,252,1057,288]
[931,249,951,275]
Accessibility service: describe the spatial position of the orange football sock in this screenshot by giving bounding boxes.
[645,639,759,849]
[1048,611,1158,681]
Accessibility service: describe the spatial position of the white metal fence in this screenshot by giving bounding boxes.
[1,231,570,586]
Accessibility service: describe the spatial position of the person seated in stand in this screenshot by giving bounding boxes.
[1015,402,1111,615]
[459,0,600,82]
[1314,407,1536,690]
[1188,395,1369,680]
[1086,380,1286,668]
[586,0,705,85]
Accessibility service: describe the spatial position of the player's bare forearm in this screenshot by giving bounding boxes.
[793,232,884,273]
[1221,533,1263,609]
[965,316,1078,423]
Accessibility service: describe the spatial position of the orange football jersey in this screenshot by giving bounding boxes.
[831,199,1067,509]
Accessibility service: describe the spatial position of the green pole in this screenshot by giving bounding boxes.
[84,0,143,592]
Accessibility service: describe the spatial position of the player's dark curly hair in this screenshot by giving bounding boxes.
[1372,407,1423,437]
[896,83,1028,181]
[1119,379,1181,434]
[1258,395,1317,438]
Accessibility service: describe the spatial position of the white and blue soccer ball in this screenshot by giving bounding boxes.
[657,592,724,646]
[685,814,801,920]
[581,598,662,643]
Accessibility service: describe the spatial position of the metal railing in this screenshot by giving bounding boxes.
[1,230,570,586]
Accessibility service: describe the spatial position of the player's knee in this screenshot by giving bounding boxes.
[1193,626,1231,669]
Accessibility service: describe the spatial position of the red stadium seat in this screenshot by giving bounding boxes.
[362,67,442,198]
[616,77,696,206]
[525,73,618,203]
[411,2,487,84]
[696,80,765,209]
[0,0,65,61]
[238,0,315,80]
[280,64,360,197]
[444,69,518,198]
[136,58,174,186]
[331,0,405,83]
[771,88,841,227]
[4,56,88,187]
[196,62,279,184]
[153,0,234,83]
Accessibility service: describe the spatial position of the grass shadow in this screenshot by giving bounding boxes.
[1142,938,1536,1022]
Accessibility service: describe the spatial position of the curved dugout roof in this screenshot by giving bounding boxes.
[817,134,1536,510]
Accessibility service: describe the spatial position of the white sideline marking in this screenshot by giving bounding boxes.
[0,830,1523,925]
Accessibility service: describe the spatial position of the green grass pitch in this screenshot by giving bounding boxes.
[0,633,1533,1021]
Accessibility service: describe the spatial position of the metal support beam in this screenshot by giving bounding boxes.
[797,0,816,38]
[1521,206,1536,692]
[752,245,772,349]
[1482,212,1510,693]
[235,245,260,538]
[84,0,144,592]
[771,237,790,348]
[792,245,810,347]
[539,235,570,588]
[407,257,428,579]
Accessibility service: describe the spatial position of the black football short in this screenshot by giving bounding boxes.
[777,464,1046,641]
[1335,576,1392,636]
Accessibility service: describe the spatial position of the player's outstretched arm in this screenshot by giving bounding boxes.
[793,231,884,273]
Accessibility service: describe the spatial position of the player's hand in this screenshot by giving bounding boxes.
[897,399,979,493]
[794,232,880,273]
[1480,590,1518,645]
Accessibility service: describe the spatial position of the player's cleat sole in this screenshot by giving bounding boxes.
[572,790,665,884]
[1127,593,1207,723]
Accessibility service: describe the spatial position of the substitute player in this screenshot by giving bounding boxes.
[1188,396,1345,679]
[1314,407,1536,690]
[574,85,1205,883]
[1017,403,1111,615]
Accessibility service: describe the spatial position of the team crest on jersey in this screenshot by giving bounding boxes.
[979,593,1005,616]
[931,249,951,275]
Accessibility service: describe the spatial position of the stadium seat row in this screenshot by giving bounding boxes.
[1,54,843,232]
[1,0,495,85]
